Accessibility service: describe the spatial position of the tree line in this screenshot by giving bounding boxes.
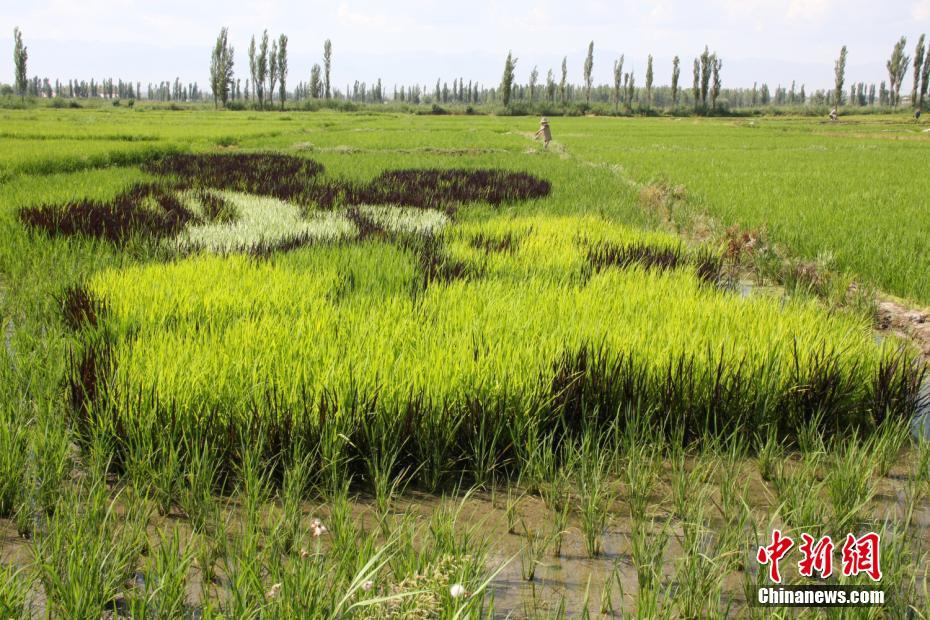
[7,26,930,113]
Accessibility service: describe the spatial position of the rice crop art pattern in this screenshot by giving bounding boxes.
[17,152,552,254]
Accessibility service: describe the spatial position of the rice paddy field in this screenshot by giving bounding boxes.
[1,107,929,618]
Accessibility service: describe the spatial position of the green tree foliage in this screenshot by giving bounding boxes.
[583,41,594,103]
[256,30,269,109]
[268,38,278,109]
[834,45,847,106]
[612,56,624,111]
[711,55,722,110]
[645,54,654,108]
[692,58,700,110]
[671,56,680,107]
[310,64,321,99]
[559,56,568,104]
[248,36,257,101]
[13,27,27,100]
[277,34,288,110]
[921,40,930,107]
[323,39,332,99]
[699,46,712,108]
[546,68,555,103]
[912,34,926,108]
[528,65,538,101]
[886,37,909,107]
[500,51,516,108]
[209,27,234,108]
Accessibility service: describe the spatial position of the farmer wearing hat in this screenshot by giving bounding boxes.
[534,117,552,149]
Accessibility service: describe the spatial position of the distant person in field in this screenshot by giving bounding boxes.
[534,117,552,149]
[916,108,922,122]
[829,107,838,122]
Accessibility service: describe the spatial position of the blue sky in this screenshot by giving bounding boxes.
[1,0,928,91]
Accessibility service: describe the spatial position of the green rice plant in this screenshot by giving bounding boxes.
[825,435,878,532]
[600,560,621,615]
[272,442,314,556]
[771,455,826,532]
[670,451,715,521]
[577,441,617,557]
[630,517,672,619]
[0,406,28,517]
[17,418,72,537]
[0,562,30,619]
[123,430,183,516]
[915,435,930,488]
[32,477,150,619]
[519,522,548,581]
[178,439,222,534]
[673,508,728,620]
[869,417,909,478]
[755,428,785,482]
[505,484,525,535]
[128,527,195,619]
[625,443,660,522]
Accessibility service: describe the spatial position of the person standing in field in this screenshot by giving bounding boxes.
[534,117,552,149]
[829,107,838,122]
[916,108,922,122]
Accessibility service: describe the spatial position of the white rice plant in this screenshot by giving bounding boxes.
[356,205,449,235]
[173,190,356,254]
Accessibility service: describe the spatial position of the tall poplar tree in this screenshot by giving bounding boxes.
[833,45,847,107]
[310,64,321,99]
[645,54,654,108]
[671,56,680,106]
[277,34,288,110]
[13,27,27,101]
[248,35,257,102]
[500,51,516,108]
[323,39,332,99]
[692,58,700,110]
[559,56,568,104]
[583,41,594,103]
[912,34,926,108]
[528,66,538,101]
[612,56,624,111]
[268,39,278,109]
[711,55,722,110]
[209,27,234,108]
[886,37,909,107]
[921,40,930,107]
[699,46,712,108]
[256,30,269,109]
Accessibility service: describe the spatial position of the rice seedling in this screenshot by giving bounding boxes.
[127,527,195,619]
[577,441,617,557]
[629,518,672,619]
[625,443,660,523]
[32,476,150,619]
[825,435,878,532]
[0,562,30,619]
[519,522,548,581]
[755,428,785,482]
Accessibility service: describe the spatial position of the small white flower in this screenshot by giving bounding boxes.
[362,579,374,592]
[266,582,282,600]
[449,583,467,599]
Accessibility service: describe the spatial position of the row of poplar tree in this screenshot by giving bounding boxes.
[9,27,930,111]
